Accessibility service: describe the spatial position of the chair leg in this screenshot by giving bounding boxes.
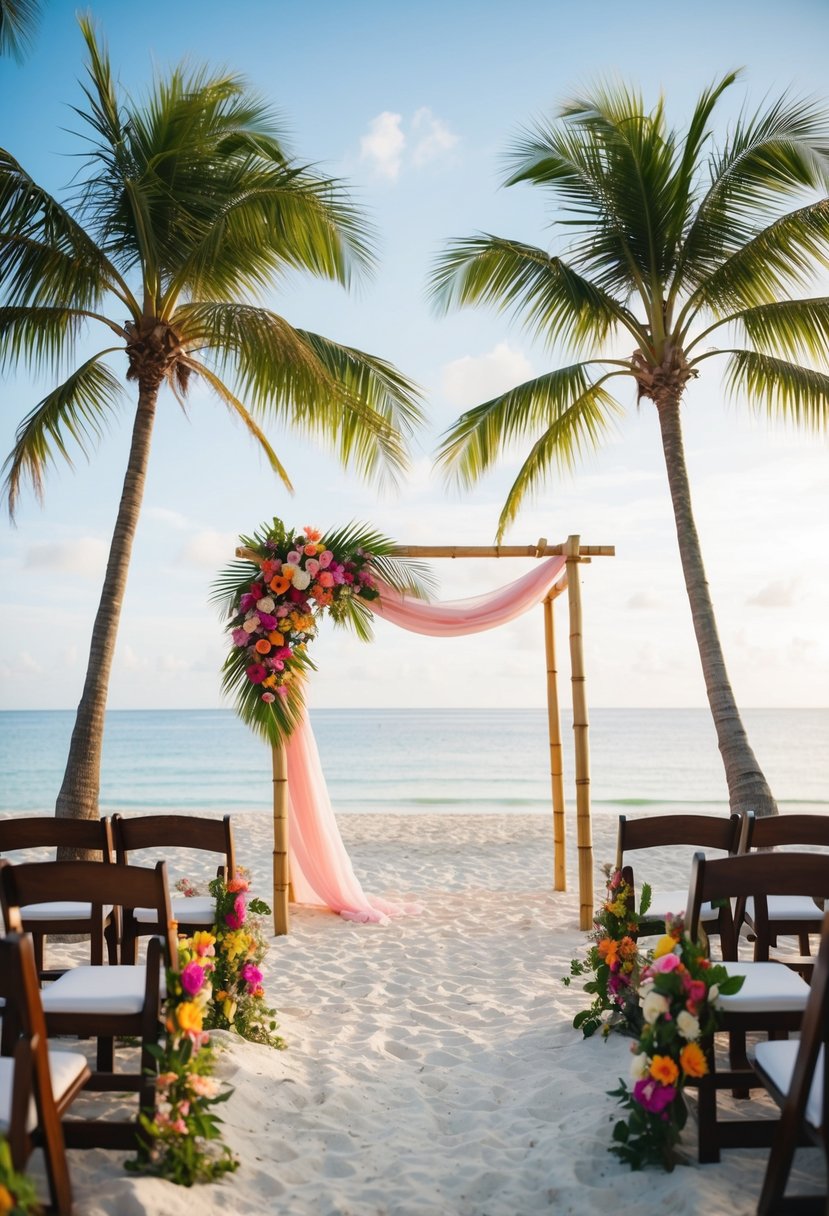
[799,932,812,956]
[728,1029,751,1098]
[696,1073,720,1164]
[96,1036,114,1072]
[39,1115,74,1216]
[104,917,119,966]
[31,931,45,979]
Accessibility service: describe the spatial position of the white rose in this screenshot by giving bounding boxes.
[676,1010,700,1041]
[242,615,259,633]
[292,568,311,590]
[708,983,719,1002]
[641,990,670,1025]
[256,596,275,613]
[630,1053,650,1081]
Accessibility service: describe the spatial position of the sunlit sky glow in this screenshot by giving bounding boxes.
[1,0,827,711]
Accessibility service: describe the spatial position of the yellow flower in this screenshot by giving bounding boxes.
[191,930,216,956]
[176,1001,203,1033]
[649,1055,680,1086]
[653,934,677,959]
[223,998,238,1021]
[679,1042,708,1078]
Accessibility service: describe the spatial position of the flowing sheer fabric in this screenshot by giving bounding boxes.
[285,555,568,922]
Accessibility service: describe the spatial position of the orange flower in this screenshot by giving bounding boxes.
[304,544,318,556]
[176,1001,203,1033]
[597,938,619,967]
[303,527,322,542]
[227,876,250,893]
[618,936,638,960]
[255,638,271,654]
[268,630,284,645]
[270,575,291,595]
[649,1055,680,1086]
[679,1042,708,1078]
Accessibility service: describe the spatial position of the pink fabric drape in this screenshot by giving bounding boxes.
[286,556,567,922]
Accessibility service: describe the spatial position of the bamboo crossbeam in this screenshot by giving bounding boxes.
[389,544,614,558]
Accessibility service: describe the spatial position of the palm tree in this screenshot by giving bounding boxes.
[0,19,422,822]
[0,0,41,61]
[431,74,829,820]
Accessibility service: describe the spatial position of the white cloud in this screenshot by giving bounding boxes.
[23,537,108,578]
[626,591,664,611]
[145,506,189,530]
[360,111,405,180]
[441,342,534,408]
[178,529,239,569]
[119,644,148,672]
[411,106,459,166]
[747,579,797,608]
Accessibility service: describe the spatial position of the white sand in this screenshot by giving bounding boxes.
[11,811,827,1214]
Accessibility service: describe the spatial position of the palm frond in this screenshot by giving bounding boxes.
[429,235,642,350]
[436,362,625,488]
[0,305,88,375]
[494,373,626,539]
[0,0,41,61]
[2,351,123,515]
[723,298,829,363]
[187,359,294,489]
[723,349,829,430]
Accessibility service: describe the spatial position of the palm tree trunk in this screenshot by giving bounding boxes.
[55,382,159,821]
[655,395,777,818]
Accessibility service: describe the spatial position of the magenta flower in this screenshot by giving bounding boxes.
[232,627,250,647]
[652,953,681,973]
[246,663,267,684]
[180,961,206,996]
[686,979,706,1003]
[225,894,247,930]
[633,1078,676,1114]
[257,612,277,630]
[241,963,263,991]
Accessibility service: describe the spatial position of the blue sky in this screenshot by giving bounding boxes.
[1,0,827,711]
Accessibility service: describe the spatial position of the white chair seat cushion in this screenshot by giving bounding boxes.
[754,1040,823,1130]
[20,902,113,922]
[0,1048,88,1133]
[41,965,165,1015]
[645,890,718,922]
[134,896,215,925]
[716,961,810,1013]
[745,895,825,923]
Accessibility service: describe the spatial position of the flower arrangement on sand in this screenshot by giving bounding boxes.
[128,932,237,1186]
[0,1137,39,1214]
[212,519,433,746]
[608,914,743,1171]
[564,865,651,1038]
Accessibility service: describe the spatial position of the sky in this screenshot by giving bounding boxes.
[0,0,827,713]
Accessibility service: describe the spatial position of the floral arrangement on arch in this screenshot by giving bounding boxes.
[127,931,237,1186]
[212,519,433,746]
[608,914,744,1171]
[563,865,651,1038]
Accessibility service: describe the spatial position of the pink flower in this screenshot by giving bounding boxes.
[261,691,275,703]
[652,953,681,973]
[686,979,706,1003]
[180,961,206,996]
[305,559,320,576]
[241,963,263,991]
[633,1078,676,1114]
[318,570,335,588]
[225,894,247,930]
[318,550,333,568]
[275,686,289,698]
[231,627,250,647]
[246,663,267,684]
[287,550,301,564]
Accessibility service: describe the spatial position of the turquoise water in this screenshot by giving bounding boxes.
[1,708,826,817]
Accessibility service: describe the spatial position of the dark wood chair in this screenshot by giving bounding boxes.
[0,858,175,1150]
[112,813,235,964]
[0,816,117,976]
[0,932,90,1215]
[752,907,829,1215]
[739,813,829,957]
[685,850,829,1163]
[616,811,744,939]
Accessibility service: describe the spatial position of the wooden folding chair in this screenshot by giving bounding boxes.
[0,816,116,976]
[752,907,829,1214]
[112,813,235,963]
[0,932,90,1215]
[685,850,829,1163]
[739,813,829,958]
[616,811,744,939]
[0,858,175,1150]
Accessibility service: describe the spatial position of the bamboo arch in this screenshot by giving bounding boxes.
[267,534,614,935]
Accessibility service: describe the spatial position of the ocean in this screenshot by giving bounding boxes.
[0,708,826,817]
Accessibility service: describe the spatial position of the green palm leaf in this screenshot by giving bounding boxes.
[0,0,42,61]
[723,350,829,429]
[727,298,829,363]
[3,351,123,513]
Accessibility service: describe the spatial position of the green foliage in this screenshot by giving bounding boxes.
[0,1136,40,1214]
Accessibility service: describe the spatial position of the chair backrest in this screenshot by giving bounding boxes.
[0,815,113,860]
[746,812,829,852]
[0,932,50,1057]
[0,858,177,964]
[687,851,829,959]
[112,813,235,879]
[616,812,743,871]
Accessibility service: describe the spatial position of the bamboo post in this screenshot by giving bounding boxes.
[544,591,567,892]
[272,742,290,936]
[565,534,593,930]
